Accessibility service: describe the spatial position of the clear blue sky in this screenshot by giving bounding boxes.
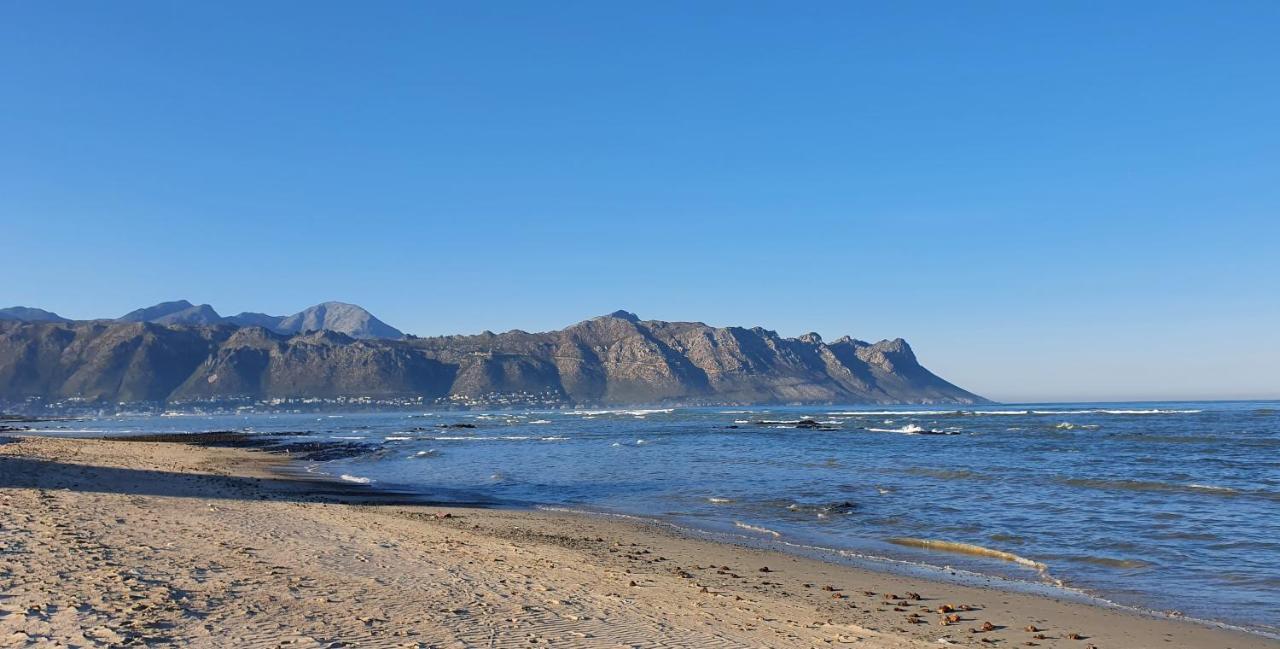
[3,2,1277,402]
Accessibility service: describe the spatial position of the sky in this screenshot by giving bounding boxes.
[2,2,1278,402]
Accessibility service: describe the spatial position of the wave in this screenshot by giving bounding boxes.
[904,467,988,481]
[828,410,960,416]
[1032,409,1203,415]
[570,408,674,416]
[1070,555,1153,569]
[530,419,552,424]
[786,501,856,518]
[425,435,567,442]
[887,537,1048,574]
[384,436,411,441]
[708,497,733,504]
[734,521,781,537]
[1057,477,1276,500]
[865,424,959,435]
[339,474,372,484]
[826,408,1204,417]
[867,424,925,434]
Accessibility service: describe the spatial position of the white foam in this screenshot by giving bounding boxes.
[530,419,552,424]
[734,521,781,537]
[339,474,372,484]
[384,436,411,441]
[427,435,558,441]
[867,424,926,434]
[1031,409,1203,415]
[570,408,674,416]
[829,410,959,416]
[708,497,733,504]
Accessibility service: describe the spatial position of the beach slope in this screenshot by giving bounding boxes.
[1,436,1271,648]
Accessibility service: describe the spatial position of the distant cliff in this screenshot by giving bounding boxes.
[0,312,986,406]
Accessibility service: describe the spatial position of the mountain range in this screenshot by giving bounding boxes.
[0,305,986,406]
[3,300,402,340]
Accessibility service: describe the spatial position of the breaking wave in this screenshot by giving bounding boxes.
[734,521,781,537]
[887,537,1049,575]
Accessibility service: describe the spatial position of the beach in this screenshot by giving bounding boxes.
[1,435,1272,648]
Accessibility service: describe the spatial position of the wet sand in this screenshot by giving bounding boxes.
[1,435,1273,648]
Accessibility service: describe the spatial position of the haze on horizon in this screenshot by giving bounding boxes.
[2,3,1277,403]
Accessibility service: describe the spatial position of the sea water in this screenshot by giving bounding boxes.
[24,401,1280,635]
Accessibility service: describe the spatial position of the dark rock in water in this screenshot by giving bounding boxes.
[754,419,838,430]
[438,423,477,429]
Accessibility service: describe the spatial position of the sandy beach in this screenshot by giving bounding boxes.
[1,435,1273,649]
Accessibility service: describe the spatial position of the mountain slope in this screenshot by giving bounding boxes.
[225,312,286,330]
[0,307,70,323]
[119,301,224,326]
[275,302,402,339]
[108,301,402,339]
[0,313,985,406]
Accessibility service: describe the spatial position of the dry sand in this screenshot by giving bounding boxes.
[1,435,1273,648]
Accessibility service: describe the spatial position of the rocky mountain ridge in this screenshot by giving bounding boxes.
[0,311,986,406]
[2,300,403,340]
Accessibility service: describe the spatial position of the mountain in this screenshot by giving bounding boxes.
[110,301,401,339]
[119,300,224,326]
[0,306,69,323]
[225,312,286,331]
[274,302,402,339]
[0,312,986,406]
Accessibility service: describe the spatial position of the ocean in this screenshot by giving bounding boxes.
[23,401,1280,636]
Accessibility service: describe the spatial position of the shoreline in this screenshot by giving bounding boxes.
[2,434,1276,648]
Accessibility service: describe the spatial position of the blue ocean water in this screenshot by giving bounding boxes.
[25,401,1280,635]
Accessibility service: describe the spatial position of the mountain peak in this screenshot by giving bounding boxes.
[277,302,403,340]
[797,332,823,344]
[119,300,223,326]
[0,306,70,323]
[604,310,640,322]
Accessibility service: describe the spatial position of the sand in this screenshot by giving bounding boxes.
[1,435,1273,648]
